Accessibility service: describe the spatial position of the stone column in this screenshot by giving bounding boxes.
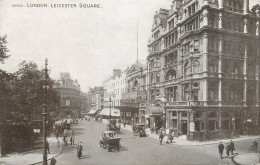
[203,33,209,105]
[218,0,223,29]
[256,49,259,107]
[244,18,248,34]
[218,37,223,106]
[218,0,223,9]
[177,111,180,133]
[243,45,248,106]
[243,0,249,15]
[256,8,260,36]
[202,7,209,27]
[218,110,222,130]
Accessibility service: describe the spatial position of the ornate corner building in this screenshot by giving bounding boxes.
[146,0,260,141]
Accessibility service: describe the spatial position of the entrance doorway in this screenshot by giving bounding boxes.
[181,120,187,135]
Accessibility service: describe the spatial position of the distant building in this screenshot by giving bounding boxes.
[120,61,148,124]
[54,73,82,115]
[103,69,127,107]
[89,86,104,114]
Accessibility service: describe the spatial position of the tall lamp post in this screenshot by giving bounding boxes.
[108,97,112,130]
[42,58,49,165]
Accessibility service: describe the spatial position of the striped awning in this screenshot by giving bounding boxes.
[87,110,98,115]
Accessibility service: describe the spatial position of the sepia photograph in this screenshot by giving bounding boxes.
[1,0,260,164]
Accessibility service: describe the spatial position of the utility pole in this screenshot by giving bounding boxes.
[42,58,49,165]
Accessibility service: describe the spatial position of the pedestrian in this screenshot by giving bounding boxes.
[226,142,231,157]
[57,139,60,147]
[159,129,164,145]
[63,136,67,146]
[230,140,235,155]
[46,140,50,154]
[71,130,75,145]
[50,156,57,165]
[168,131,174,144]
[254,140,258,152]
[55,130,59,139]
[218,142,224,159]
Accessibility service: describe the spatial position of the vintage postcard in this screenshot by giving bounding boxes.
[0,0,260,164]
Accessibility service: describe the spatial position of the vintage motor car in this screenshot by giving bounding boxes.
[106,120,120,133]
[99,131,121,152]
[132,123,147,137]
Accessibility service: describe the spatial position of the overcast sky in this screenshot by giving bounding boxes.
[0,0,259,92]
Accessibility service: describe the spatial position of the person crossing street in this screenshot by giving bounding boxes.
[218,142,224,159]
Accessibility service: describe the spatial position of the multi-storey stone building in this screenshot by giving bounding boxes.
[147,0,260,141]
[103,69,127,106]
[54,73,82,115]
[120,61,148,124]
[89,86,104,113]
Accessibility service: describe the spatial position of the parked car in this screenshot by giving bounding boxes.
[132,123,146,137]
[99,131,121,152]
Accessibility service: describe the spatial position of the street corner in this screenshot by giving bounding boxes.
[232,153,259,165]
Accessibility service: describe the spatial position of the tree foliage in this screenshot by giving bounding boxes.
[1,61,60,124]
[0,35,10,64]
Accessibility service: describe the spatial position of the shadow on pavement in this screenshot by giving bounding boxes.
[79,154,91,159]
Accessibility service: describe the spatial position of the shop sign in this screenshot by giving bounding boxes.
[190,122,195,132]
[247,119,252,122]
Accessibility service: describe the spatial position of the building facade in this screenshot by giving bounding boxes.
[120,61,148,124]
[103,69,127,107]
[89,86,104,112]
[146,0,260,141]
[54,72,82,115]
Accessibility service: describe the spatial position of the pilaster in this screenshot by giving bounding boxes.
[243,44,248,106]
[218,37,223,105]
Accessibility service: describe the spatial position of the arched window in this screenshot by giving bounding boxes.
[184,62,190,75]
[193,60,200,73]
[166,69,177,80]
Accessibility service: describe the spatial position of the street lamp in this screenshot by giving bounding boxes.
[42,58,49,165]
[108,97,112,130]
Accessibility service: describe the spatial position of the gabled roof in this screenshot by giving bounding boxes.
[127,61,145,75]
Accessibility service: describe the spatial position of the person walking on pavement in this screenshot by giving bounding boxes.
[70,130,75,145]
[159,129,164,145]
[226,142,231,157]
[218,142,224,159]
[253,140,258,152]
[230,140,235,155]
[46,140,50,154]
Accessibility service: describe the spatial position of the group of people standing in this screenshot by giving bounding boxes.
[218,140,235,159]
[158,128,175,145]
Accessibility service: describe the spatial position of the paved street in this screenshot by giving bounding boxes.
[51,119,255,165]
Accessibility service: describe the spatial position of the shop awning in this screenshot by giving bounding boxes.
[87,110,98,115]
[99,108,120,117]
[146,106,164,115]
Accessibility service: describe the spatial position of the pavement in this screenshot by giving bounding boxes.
[102,119,260,146]
[0,136,63,165]
[102,119,260,165]
[232,152,260,165]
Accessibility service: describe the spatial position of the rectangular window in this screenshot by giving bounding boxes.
[194,40,199,52]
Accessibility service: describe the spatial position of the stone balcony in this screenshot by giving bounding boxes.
[165,100,246,107]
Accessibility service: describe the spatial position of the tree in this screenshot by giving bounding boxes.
[13,61,60,121]
[0,35,10,64]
